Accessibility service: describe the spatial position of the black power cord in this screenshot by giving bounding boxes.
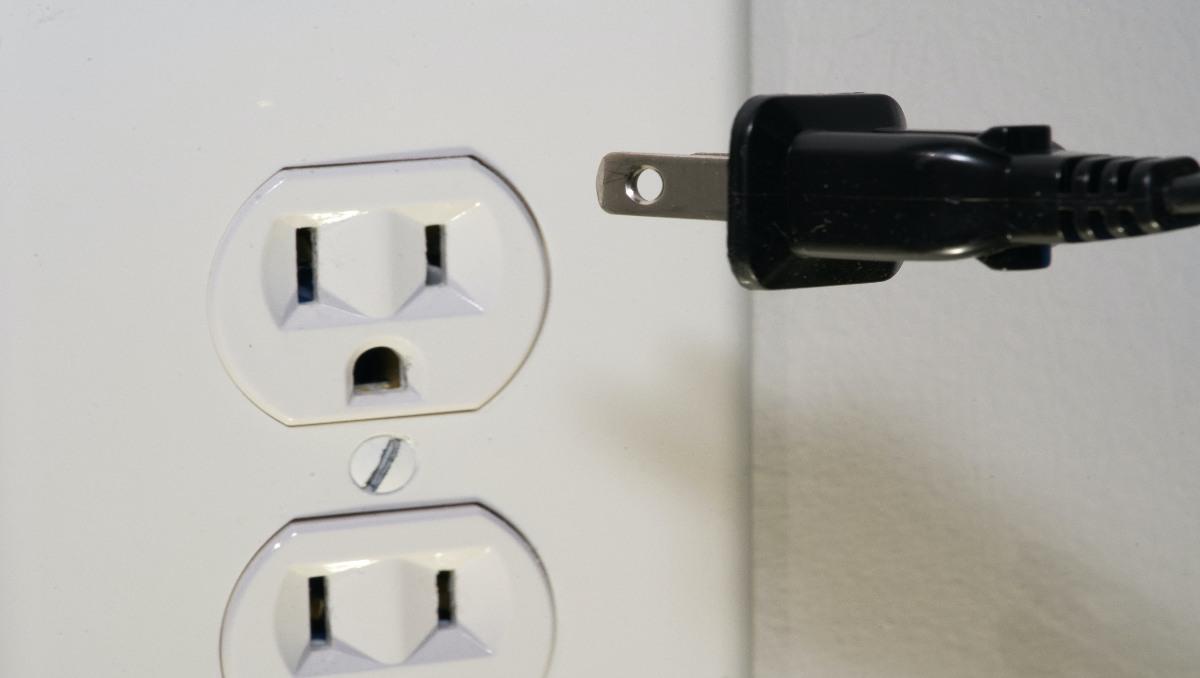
[597,93,1200,289]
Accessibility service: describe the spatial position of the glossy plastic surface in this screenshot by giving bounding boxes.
[728,94,905,289]
[728,94,1200,289]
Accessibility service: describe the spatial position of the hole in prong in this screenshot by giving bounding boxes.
[308,576,330,646]
[436,570,456,627]
[352,347,404,393]
[296,227,317,303]
[425,224,446,286]
[626,166,664,205]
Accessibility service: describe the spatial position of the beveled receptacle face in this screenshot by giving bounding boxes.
[208,156,549,425]
[221,504,555,678]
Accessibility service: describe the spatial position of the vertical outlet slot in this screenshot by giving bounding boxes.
[436,570,456,627]
[296,227,317,303]
[353,347,404,393]
[425,224,446,286]
[308,576,330,646]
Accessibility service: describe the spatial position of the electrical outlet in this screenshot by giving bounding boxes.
[1,4,748,678]
[221,504,554,678]
[208,156,549,425]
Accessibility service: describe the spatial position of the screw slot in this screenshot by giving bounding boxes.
[349,436,418,494]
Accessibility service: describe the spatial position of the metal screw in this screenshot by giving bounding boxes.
[349,436,417,494]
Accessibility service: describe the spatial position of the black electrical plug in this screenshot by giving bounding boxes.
[596,93,1200,289]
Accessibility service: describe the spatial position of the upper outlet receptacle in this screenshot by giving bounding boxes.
[208,156,549,425]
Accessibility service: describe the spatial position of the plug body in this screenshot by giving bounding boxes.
[729,94,1200,289]
[599,94,1200,290]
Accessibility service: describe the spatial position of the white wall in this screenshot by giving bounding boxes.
[751,2,1200,676]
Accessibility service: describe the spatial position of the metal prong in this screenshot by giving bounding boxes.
[596,152,727,221]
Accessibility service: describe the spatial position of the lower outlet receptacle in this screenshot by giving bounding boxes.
[221,504,555,678]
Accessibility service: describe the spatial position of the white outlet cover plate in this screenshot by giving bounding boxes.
[209,156,548,425]
[0,3,748,678]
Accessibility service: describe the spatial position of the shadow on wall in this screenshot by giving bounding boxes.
[753,399,1198,678]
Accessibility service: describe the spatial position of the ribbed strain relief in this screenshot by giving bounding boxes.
[1054,155,1157,241]
[1054,155,1200,242]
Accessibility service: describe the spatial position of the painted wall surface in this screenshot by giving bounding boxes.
[751,2,1200,676]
